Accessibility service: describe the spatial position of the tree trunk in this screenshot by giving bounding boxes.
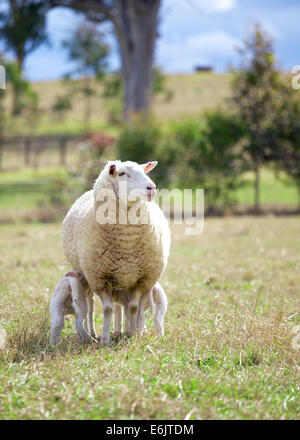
[254,162,260,213]
[83,76,92,132]
[50,0,161,120]
[12,53,25,116]
[115,0,161,121]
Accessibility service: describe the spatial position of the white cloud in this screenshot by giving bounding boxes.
[183,0,236,15]
[156,30,239,72]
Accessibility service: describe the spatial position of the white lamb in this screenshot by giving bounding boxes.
[49,271,92,344]
[138,282,168,336]
[114,281,168,336]
[62,160,170,344]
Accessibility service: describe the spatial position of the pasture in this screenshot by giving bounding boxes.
[3,73,231,136]
[0,216,299,419]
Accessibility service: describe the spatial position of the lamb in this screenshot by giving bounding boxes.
[138,282,168,336]
[114,282,168,336]
[62,160,170,344]
[49,271,93,344]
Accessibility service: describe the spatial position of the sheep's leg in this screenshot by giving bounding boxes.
[86,289,97,339]
[114,304,123,334]
[50,308,65,345]
[128,291,142,337]
[124,302,130,335]
[99,292,114,345]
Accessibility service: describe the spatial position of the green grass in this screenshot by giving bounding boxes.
[0,166,298,224]
[0,218,299,419]
[235,169,299,206]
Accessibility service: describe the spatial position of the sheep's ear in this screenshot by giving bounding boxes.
[109,163,116,176]
[142,161,158,173]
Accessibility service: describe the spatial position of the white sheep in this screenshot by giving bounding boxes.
[49,271,93,344]
[62,160,170,344]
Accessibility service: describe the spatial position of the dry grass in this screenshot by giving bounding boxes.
[3,73,231,136]
[0,217,299,419]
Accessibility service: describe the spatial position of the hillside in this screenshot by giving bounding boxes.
[2,73,232,135]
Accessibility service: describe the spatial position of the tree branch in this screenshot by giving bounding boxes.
[49,0,119,28]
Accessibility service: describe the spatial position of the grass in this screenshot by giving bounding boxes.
[0,217,299,419]
[0,166,299,224]
[2,73,231,136]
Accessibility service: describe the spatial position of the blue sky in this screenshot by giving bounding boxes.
[7,0,300,81]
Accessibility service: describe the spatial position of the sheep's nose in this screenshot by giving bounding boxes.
[147,185,156,191]
[147,185,156,199]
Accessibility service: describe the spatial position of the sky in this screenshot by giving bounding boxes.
[4,0,300,81]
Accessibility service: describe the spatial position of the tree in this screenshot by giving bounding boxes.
[49,0,161,120]
[61,23,109,131]
[102,66,173,124]
[231,23,282,212]
[274,82,300,208]
[0,0,49,113]
[166,111,245,211]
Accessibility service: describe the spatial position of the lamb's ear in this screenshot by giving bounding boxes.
[142,161,158,173]
[109,163,117,176]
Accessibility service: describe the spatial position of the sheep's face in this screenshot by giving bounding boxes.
[107,160,157,203]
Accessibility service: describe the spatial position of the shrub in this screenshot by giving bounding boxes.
[116,119,172,186]
[167,111,245,210]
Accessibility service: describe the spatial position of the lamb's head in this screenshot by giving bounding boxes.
[94,160,158,204]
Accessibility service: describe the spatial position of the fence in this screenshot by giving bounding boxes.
[0,134,85,170]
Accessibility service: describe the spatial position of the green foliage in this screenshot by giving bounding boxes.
[77,132,116,190]
[0,57,39,137]
[0,0,48,67]
[51,94,73,121]
[231,23,300,208]
[62,23,109,79]
[166,111,245,209]
[58,23,110,130]
[273,82,300,203]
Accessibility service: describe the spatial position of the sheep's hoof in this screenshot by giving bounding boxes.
[100,337,110,346]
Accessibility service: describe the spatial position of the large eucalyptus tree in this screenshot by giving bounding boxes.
[50,0,161,120]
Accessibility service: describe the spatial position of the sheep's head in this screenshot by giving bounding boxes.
[95,160,158,205]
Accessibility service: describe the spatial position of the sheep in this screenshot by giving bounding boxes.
[49,271,94,344]
[62,160,170,344]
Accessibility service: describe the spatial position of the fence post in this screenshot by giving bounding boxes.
[59,138,67,166]
[24,138,31,166]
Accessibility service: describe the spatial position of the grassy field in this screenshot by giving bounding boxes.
[0,217,299,420]
[3,73,231,136]
[0,166,299,224]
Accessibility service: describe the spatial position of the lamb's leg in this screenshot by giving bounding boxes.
[71,285,90,341]
[99,291,114,345]
[114,303,123,334]
[50,308,65,345]
[153,283,168,336]
[74,316,91,340]
[86,289,97,339]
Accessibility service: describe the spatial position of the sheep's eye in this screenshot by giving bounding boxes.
[119,172,126,176]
